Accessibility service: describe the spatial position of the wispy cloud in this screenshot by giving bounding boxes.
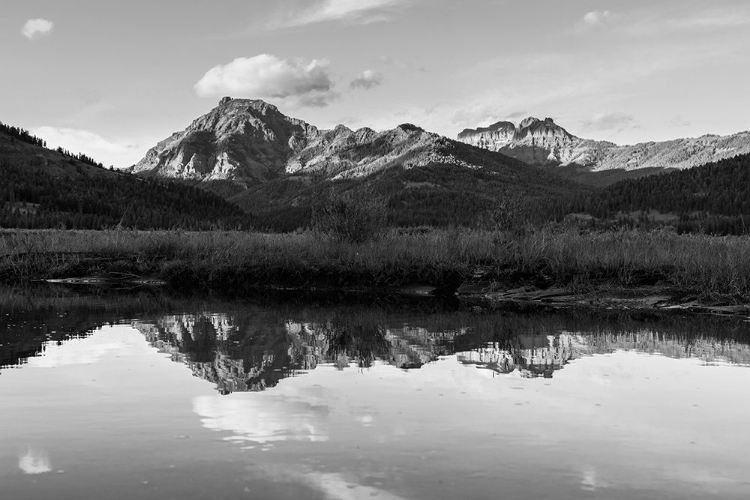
[194,54,337,107]
[378,55,427,72]
[349,70,384,90]
[583,10,610,25]
[31,126,141,167]
[579,112,637,133]
[268,0,407,28]
[22,18,53,40]
[618,5,750,35]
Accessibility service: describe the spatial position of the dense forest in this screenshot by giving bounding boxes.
[0,159,252,230]
[571,152,750,235]
[0,124,252,230]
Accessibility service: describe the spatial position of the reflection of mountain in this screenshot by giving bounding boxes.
[132,316,457,393]
[456,334,584,378]
[132,311,750,392]
[3,285,750,390]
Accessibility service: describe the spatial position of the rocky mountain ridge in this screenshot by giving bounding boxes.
[458,117,750,172]
[133,97,475,183]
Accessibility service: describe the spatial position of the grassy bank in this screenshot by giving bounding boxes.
[1,228,750,298]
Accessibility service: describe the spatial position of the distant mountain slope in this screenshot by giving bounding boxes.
[230,139,585,231]
[458,117,750,180]
[0,122,250,230]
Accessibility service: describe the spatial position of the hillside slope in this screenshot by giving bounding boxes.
[0,122,250,230]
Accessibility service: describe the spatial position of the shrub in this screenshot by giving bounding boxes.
[311,188,387,243]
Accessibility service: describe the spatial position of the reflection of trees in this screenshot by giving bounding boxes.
[321,323,391,370]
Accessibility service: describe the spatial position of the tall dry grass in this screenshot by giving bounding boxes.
[1,227,749,295]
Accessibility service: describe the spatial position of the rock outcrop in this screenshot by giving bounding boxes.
[458,117,750,172]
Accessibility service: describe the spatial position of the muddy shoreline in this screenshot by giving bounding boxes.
[33,272,750,318]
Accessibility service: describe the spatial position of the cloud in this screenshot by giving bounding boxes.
[31,126,141,166]
[579,112,636,133]
[270,0,406,28]
[632,6,750,34]
[583,10,610,25]
[349,70,383,90]
[194,54,337,107]
[22,18,54,40]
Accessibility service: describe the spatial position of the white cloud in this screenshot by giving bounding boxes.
[22,18,54,40]
[271,0,405,28]
[194,54,337,107]
[583,10,610,25]
[349,70,384,90]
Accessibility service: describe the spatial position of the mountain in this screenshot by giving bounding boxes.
[133,98,586,230]
[458,117,750,184]
[0,121,250,230]
[133,97,504,184]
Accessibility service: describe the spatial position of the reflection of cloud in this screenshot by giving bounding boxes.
[194,54,337,108]
[305,472,408,500]
[193,395,328,445]
[31,339,123,368]
[19,449,52,475]
[581,466,609,491]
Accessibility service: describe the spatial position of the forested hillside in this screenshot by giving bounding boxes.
[231,140,585,231]
[572,153,750,234]
[0,123,251,230]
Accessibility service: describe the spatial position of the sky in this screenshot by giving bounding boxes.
[2,0,750,168]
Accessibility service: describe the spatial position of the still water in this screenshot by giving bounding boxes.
[1,285,750,499]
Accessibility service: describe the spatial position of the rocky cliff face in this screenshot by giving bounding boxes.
[133,98,472,183]
[133,97,321,182]
[458,117,583,166]
[458,117,750,172]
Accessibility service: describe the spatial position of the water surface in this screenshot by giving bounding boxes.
[2,285,749,499]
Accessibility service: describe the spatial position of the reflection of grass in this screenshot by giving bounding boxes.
[1,228,750,296]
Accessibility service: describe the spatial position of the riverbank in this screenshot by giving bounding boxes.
[1,228,749,313]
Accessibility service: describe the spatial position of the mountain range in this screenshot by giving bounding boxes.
[131,97,583,229]
[458,117,750,184]
[133,97,494,184]
[3,97,750,233]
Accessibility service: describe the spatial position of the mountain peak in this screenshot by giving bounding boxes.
[458,116,578,166]
[519,117,540,129]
